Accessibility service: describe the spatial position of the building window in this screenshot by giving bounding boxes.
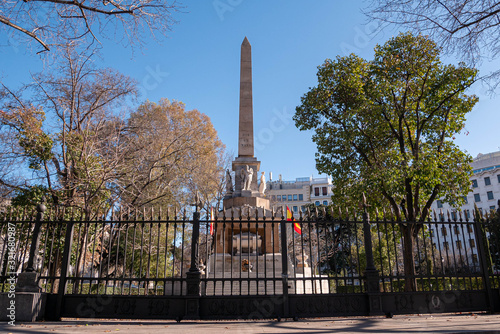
[430,229,434,237]
[463,196,468,204]
[314,187,319,196]
[298,194,303,201]
[469,239,476,248]
[441,227,448,236]
[472,254,478,263]
[467,224,473,233]
[437,200,443,208]
[485,177,491,186]
[498,174,500,183]
[293,194,297,201]
[465,210,471,220]
[451,211,457,221]
[453,225,460,235]
[315,201,320,206]
[322,187,327,196]
[474,193,481,202]
[487,191,494,200]
[293,206,298,213]
[323,200,328,206]
[472,179,478,188]
[490,205,496,211]
[288,195,292,201]
[456,240,462,249]
[301,206,305,212]
[443,242,449,250]
[277,195,281,201]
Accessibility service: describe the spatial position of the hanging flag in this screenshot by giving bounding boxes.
[209,206,215,235]
[286,206,301,235]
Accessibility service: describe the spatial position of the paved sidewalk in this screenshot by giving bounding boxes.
[2,313,500,334]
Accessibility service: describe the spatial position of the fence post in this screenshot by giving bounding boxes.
[14,198,48,322]
[16,198,46,292]
[185,209,201,320]
[473,210,494,313]
[361,194,383,316]
[280,216,289,319]
[53,215,75,320]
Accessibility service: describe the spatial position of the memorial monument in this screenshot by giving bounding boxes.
[212,37,279,256]
[205,38,328,295]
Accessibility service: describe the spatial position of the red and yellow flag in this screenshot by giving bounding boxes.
[209,206,215,235]
[286,206,301,235]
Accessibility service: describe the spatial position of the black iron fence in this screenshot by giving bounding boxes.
[1,205,499,320]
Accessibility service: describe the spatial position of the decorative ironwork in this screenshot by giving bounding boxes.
[1,202,499,320]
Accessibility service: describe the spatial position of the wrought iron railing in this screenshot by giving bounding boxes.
[1,204,499,317]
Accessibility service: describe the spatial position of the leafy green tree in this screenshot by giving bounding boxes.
[294,32,478,291]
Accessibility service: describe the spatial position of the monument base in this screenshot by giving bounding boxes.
[223,196,270,211]
[0,292,47,322]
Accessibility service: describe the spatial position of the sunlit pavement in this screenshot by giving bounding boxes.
[2,313,500,334]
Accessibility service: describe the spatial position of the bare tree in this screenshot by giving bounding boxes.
[0,45,138,216]
[0,0,180,53]
[365,0,500,88]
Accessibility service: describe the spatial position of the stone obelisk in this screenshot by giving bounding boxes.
[218,37,277,254]
[238,36,254,158]
[229,37,262,199]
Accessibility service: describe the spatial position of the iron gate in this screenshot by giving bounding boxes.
[1,205,499,320]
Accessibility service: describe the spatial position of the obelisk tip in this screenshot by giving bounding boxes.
[242,36,250,46]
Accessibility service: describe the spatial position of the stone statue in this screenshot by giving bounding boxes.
[259,171,266,195]
[225,169,233,194]
[241,165,254,191]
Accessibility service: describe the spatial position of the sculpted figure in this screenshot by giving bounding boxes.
[259,172,266,195]
[242,165,254,191]
[225,169,233,194]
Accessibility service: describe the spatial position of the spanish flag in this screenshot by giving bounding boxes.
[286,206,301,235]
[209,206,215,235]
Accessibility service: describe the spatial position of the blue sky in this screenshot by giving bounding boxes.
[1,0,499,181]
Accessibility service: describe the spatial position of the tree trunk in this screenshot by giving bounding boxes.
[402,224,417,291]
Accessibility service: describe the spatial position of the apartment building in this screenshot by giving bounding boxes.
[266,175,333,215]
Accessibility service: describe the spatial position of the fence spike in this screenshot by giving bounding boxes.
[446,209,451,221]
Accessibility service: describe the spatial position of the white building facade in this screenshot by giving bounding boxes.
[266,176,333,216]
[431,151,500,217]
[428,151,500,271]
